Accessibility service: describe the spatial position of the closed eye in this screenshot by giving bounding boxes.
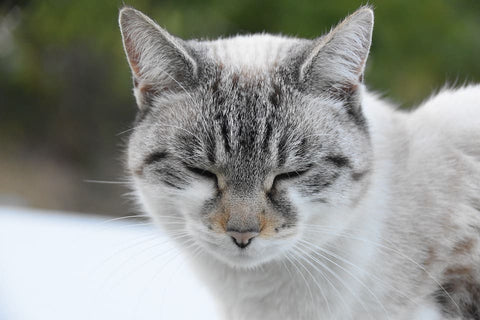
[272,167,311,190]
[186,166,217,181]
[274,169,310,182]
[268,168,311,197]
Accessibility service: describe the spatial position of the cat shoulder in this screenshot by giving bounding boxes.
[408,84,480,157]
[411,84,480,131]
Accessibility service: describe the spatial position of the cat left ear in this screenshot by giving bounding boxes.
[119,7,198,109]
[299,7,373,95]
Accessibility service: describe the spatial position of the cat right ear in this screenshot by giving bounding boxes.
[298,7,374,97]
[119,7,198,109]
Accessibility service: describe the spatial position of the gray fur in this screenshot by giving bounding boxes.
[119,6,480,319]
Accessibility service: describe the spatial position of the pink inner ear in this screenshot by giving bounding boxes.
[124,35,142,77]
[139,83,159,96]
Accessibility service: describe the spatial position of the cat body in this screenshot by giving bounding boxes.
[119,7,480,319]
[189,86,480,320]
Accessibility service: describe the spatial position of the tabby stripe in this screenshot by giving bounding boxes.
[324,154,351,168]
[221,116,231,153]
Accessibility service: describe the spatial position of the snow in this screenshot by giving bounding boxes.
[0,207,219,320]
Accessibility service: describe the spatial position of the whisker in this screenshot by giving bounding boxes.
[104,232,192,292]
[98,214,151,224]
[87,233,164,276]
[297,241,377,320]
[116,122,152,136]
[293,244,351,319]
[284,253,314,307]
[279,258,294,279]
[155,241,205,319]
[110,221,155,231]
[129,237,200,319]
[83,179,130,185]
[152,221,186,226]
[302,224,461,313]
[313,241,419,307]
[130,247,184,318]
[288,250,332,318]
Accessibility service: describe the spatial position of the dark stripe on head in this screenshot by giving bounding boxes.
[295,137,308,158]
[239,124,256,148]
[277,134,289,167]
[221,116,231,153]
[205,131,217,164]
[324,154,351,168]
[352,169,370,181]
[144,151,168,166]
[307,172,340,190]
[211,72,221,93]
[299,171,340,197]
[269,83,281,108]
[263,122,272,150]
[153,167,188,190]
[231,73,239,88]
[161,176,184,190]
[136,151,168,176]
[178,133,198,156]
[211,71,226,106]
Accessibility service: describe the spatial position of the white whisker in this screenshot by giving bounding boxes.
[99,232,192,292]
[302,225,460,313]
[288,250,332,318]
[83,179,130,185]
[297,240,378,320]
[313,241,419,307]
[284,253,314,308]
[293,244,353,319]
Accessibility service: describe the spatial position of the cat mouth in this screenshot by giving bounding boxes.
[200,238,281,268]
[222,251,268,268]
[205,240,257,256]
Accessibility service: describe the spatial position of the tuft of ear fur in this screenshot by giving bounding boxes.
[299,6,374,95]
[119,7,198,108]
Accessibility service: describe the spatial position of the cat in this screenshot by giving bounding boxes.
[118,6,480,320]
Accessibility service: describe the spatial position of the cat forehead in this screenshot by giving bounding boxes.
[194,34,308,71]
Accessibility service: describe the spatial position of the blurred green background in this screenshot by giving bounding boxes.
[1,0,479,216]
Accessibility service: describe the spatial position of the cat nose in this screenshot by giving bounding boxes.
[227,230,259,249]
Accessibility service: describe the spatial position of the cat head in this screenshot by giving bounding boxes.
[120,7,374,268]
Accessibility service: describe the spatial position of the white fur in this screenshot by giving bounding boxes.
[121,7,480,319]
[178,86,480,320]
[131,85,480,319]
[204,35,294,70]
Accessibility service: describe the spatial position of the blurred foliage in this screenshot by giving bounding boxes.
[1,0,479,215]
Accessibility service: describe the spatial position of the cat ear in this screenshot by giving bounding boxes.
[299,7,373,95]
[119,7,198,108]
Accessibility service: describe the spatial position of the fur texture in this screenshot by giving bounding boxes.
[119,6,480,319]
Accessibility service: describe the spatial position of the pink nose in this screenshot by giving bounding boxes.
[227,230,259,249]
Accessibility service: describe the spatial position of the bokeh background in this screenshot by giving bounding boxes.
[1,0,480,216]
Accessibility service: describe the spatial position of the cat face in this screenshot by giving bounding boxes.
[121,7,374,268]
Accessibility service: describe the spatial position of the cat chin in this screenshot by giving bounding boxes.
[213,254,273,269]
[197,242,280,269]
[198,238,295,269]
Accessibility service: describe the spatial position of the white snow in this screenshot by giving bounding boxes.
[0,206,219,320]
